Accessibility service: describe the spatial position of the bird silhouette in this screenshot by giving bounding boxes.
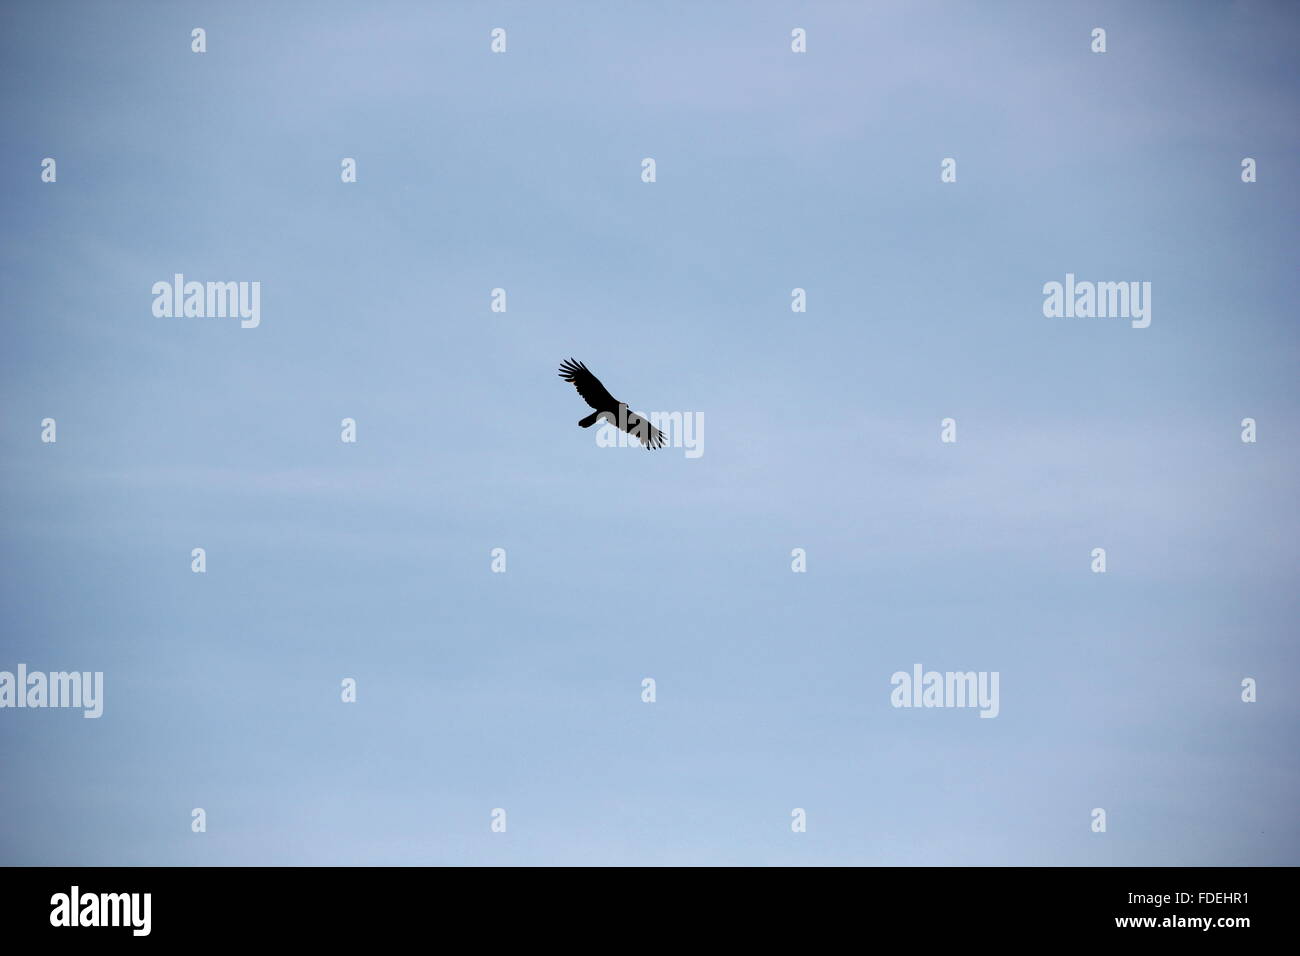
[558,359,666,449]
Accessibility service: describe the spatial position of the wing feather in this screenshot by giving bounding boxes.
[557,358,618,410]
[621,410,666,450]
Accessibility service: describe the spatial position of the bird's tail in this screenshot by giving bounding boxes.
[577,411,601,428]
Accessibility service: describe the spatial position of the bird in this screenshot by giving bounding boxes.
[558,359,666,449]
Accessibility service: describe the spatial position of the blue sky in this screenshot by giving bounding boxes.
[1,0,1297,865]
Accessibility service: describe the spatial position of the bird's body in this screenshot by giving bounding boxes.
[558,359,665,449]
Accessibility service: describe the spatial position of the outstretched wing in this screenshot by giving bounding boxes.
[621,409,666,450]
[558,358,617,410]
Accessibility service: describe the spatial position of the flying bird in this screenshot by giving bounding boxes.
[558,359,666,449]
